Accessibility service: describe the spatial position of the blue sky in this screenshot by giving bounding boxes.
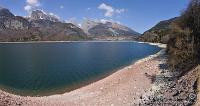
[0,0,189,33]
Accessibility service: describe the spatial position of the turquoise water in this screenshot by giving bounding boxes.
[0,42,161,96]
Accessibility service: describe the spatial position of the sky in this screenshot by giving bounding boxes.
[0,0,189,33]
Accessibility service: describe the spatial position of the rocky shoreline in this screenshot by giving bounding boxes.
[139,56,200,106]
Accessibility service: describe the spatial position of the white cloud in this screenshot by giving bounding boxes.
[24,5,32,12]
[98,3,114,17]
[98,3,126,17]
[26,0,40,6]
[24,0,40,12]
[116,9,125,14]
[60,5,64,9]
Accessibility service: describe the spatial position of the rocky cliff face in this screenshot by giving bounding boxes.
[30,19,87,41]
[138,17,178,43]
[0,8,29,30]
[30,10,59,22]
[0,8,87,42]
[81,19,140,40]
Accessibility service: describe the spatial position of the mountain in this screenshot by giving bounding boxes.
[138,17,179,43]
[29,10,60,22]
[0,7,140,41]
[0,7,14,17]
[0,8,87,42]
[81,19,140,40]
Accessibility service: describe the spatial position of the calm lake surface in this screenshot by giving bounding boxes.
[0,42,161,96]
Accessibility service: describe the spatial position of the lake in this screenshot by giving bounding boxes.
[0,41,161,96]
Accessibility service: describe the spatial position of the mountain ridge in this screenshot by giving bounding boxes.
[138,17,179,43]
[0,7,88,41]
[81,19,140,40]
[0,7,140,41]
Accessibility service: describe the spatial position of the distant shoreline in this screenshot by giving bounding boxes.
[0,41,166,48]
[0,40,138,43]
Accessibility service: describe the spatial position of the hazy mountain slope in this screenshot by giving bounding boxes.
[138,17,179,43]
[81,19,140,40]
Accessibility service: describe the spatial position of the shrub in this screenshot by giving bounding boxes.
[167,0,200,75]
